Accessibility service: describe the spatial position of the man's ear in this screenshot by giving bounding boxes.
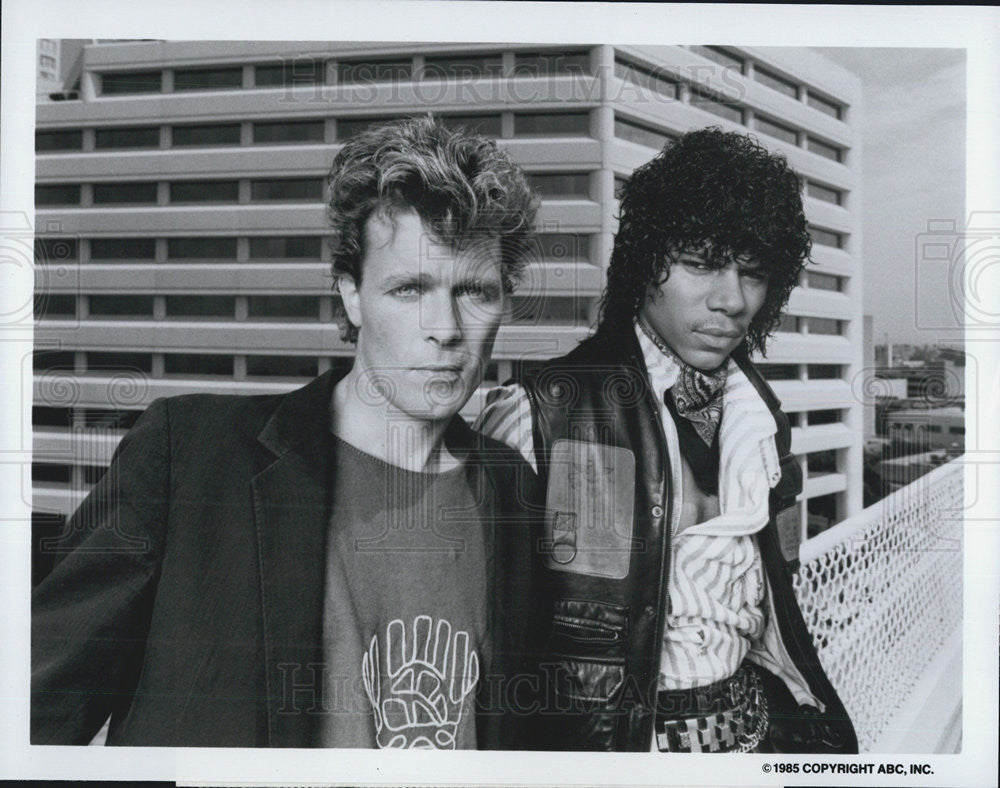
[338,275,362,329]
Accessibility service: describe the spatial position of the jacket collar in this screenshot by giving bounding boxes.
[730,343,782,413]
[256,369,340,459]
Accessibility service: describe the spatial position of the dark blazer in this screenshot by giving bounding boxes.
[32,370,537,748]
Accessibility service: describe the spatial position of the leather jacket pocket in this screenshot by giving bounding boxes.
[547,599,628,704]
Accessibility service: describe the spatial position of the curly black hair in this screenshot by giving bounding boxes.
[327,115,538,342]
[596,127,811,355]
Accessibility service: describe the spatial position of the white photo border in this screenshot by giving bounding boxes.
[2,2,998,786]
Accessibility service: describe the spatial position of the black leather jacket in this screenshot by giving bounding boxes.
[516,332,857,753]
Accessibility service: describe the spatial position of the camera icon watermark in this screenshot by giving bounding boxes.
[1,211,41,330]
[915,211,1000,331]
[1,211,82,331]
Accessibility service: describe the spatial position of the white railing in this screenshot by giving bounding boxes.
[793,457,964,753]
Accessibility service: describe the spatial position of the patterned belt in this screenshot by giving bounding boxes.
[654,663,769,753]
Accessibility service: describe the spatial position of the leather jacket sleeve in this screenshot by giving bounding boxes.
[753,663,854,754]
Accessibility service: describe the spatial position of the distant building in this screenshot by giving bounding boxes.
[874,343,888,368]
[863,315,874,437]
[875,358,964,402]
[885,407,965,453]
[878,379,910,400]
[936,346,965,365]
[870,382,908,435]
[36,39,89,100]
[36,39,63,95]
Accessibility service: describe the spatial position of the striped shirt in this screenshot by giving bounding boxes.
[476,325,818,705]
[636,325,773,689]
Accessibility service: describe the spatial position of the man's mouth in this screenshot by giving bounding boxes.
[412,365,466,382]
[695,327,742,339]
[413,365,464,373]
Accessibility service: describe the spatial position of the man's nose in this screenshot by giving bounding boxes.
[423,293,463,346]
[706,266,747,314]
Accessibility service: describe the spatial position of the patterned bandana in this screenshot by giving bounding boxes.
[637,317,728,446]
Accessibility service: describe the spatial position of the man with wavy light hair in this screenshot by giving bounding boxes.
[478,128,858,754]
[32,116,539,749]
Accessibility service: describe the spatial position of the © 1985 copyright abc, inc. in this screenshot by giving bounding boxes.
[762,762,934,775]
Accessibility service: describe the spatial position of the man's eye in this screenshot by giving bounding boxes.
[391,284,422,297]
[458,283,500,303]
[740,268,769,282]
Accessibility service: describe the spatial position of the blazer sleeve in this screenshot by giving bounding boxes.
[31,398,172,744]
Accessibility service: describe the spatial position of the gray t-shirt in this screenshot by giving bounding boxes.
[315,435,488,749]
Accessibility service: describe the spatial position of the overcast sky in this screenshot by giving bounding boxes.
[811,48,966,347]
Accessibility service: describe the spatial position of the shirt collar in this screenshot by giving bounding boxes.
[634,320,733,400]
[635,320,680,397]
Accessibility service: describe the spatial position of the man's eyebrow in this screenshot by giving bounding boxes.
[454,274,502,291]
[380,272,434,288]
[676,250,718,266]
[676,249,711,261]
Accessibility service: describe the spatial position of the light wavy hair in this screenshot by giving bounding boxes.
[327,115,538,342]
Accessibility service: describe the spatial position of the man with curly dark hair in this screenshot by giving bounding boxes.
[478,128,858,753]
[32,116,540,749]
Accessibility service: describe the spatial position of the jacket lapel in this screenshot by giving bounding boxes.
[444,417,502,680]
[252,371,337,747]
[445,417,529,749]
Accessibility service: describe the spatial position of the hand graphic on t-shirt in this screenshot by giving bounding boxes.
[362,615,480,749]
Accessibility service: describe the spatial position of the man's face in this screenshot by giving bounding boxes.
[641,248,769,371]
[339,209,504,422]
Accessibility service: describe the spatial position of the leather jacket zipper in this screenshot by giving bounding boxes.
[552,616,623,643]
